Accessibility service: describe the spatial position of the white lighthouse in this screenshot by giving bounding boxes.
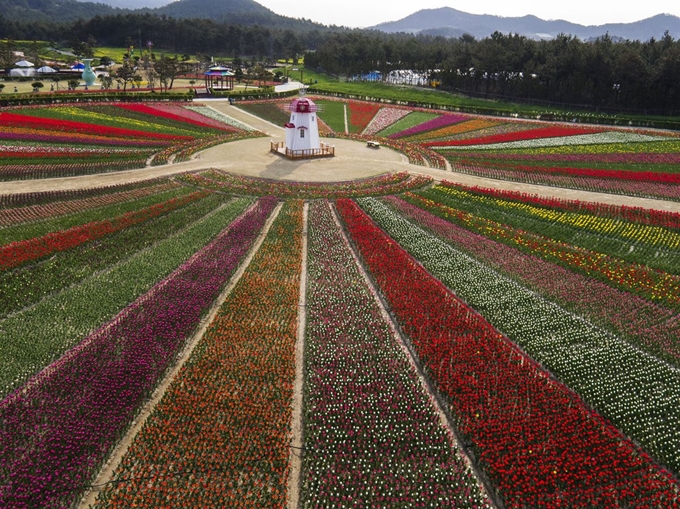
[285,97,320,151]
[271,96,334,159]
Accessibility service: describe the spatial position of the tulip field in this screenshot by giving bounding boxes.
[0,102,260,180]
[1,99,679,507]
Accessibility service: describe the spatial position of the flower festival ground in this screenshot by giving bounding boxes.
[0,98,678,508]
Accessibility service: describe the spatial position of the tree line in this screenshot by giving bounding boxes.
[305,31,680,115]
[2,12,679,113]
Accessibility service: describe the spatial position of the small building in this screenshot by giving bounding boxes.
[271,97,334,159]
[204,66,235,92]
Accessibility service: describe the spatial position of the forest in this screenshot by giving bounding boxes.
[1,12,680,113]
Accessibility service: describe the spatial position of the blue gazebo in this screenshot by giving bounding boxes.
[204,66,235,92]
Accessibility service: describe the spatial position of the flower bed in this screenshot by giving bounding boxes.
[384,194,680,368]
[92,199,300,508]
[302,200,491,508]
[362,107,411,136]
[356,197,680,475]
[0,198,253,398]
[0,193,230,319]
[0,191,209,270]
[0,197,276,509]
[338,198,680,507]
[179,169,432,198]
[0,181,178,227]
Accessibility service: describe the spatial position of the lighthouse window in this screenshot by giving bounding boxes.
[300,129,305,138]
[312,115,315,121]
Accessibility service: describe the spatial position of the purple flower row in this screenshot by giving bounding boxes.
[389,114,468,139]
[302,200,491,508]
[0,196,277,509]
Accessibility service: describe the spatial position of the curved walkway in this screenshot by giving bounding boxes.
[1,101,678,213]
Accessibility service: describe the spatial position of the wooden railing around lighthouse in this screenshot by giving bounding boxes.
[270,141,335,160]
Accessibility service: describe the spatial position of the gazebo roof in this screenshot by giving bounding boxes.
[205,66,234,76]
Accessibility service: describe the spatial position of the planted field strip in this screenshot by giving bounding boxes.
[179,169,433,198]
[0,196,276,509]
[362,107,411,136]
[0,190,210,270]
[431,183,680,254]
[235,102,291,126]
[442,183,680,230]
[302,200,492,507]
[315,100,348,133]
[449,161,680,202]
[411,187,680,305]
[403,118,500,143]
[388,113,468,139]
[0,181,179,227]
[0,193,230,319]
[338,198,680,508]
[375,111,439,138]
[426,125,604,148]
[383,194,680,371]
[347,101,381,133]
[92,200,302,508]
[0,197,253,398]
[357,197,680,476]
[0,186,195,246]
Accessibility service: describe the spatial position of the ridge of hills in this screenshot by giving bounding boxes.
[1,0,678,42]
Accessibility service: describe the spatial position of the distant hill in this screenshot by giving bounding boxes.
[0,0,321,27]
[0,0,119,22]
[371,7,680,41]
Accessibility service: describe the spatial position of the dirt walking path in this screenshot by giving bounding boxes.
[286,202,307,509]
[77,201,284,509]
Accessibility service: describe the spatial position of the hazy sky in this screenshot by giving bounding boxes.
[255,0,680,29]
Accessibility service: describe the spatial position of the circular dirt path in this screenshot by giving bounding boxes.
[1,100,677,215]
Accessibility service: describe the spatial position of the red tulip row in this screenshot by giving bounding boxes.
[438,181,680,230]
[336,198,680,508]
[93,200,303,508]
[347,101,382,132]
[0,190,209,270]
[0,182,179,227]
[423,125,603,147]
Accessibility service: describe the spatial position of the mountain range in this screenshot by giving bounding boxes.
[2,0,679,42]
[370,7,680,41]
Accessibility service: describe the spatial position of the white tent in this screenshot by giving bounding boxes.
[36,66,57,73]
[9,68,35,77]
[14,60,34,67]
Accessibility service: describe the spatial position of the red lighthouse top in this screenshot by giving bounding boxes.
[288,98,318,113]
